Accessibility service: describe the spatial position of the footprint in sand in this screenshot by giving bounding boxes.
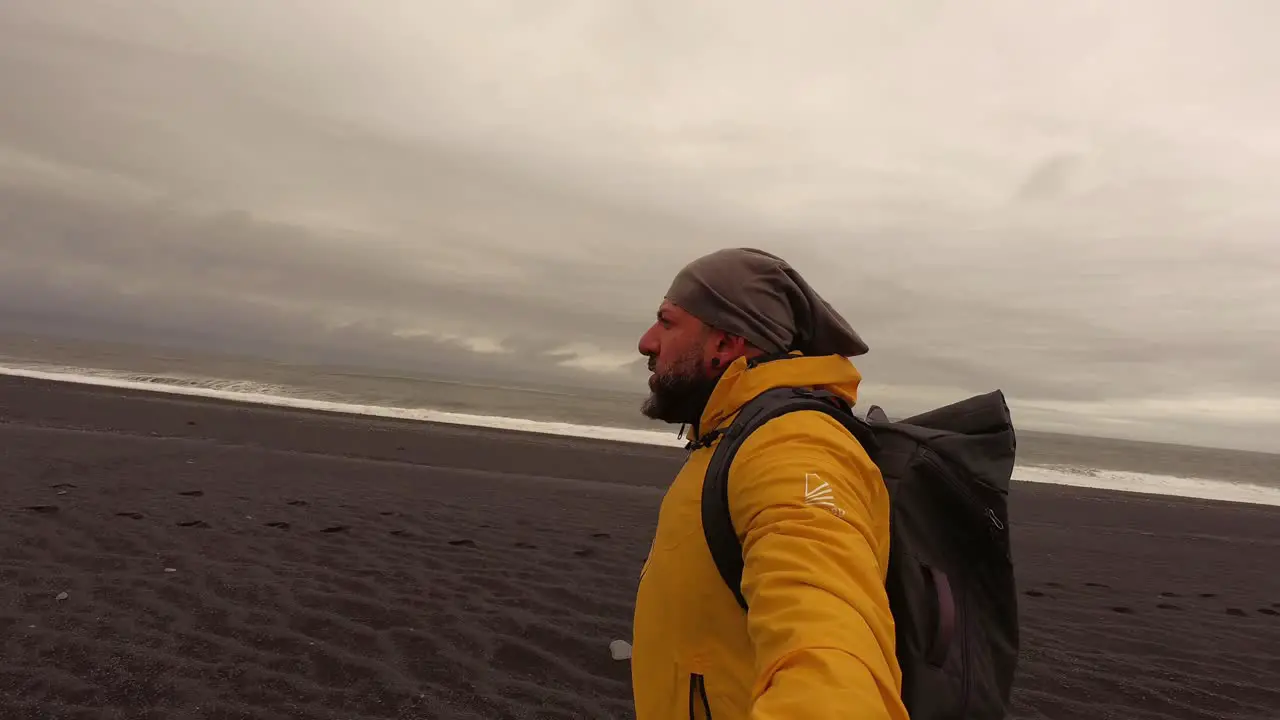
[1160,592,1180,598]
[573,548,595,558]
[1024,590,1048,598]
[264,521,290,530]
[186,420,196,426]
[1157,603,1181,611]
[25,505,58,514]
[591,532,611,539]
[1258,608,1278,616]
[287,500,308,507]
[448,539,476,548]
[1085,582,1110,589]
[1199,593,1217,598]
[1225,608,1248,617]
[116,512,144,520]
[50,483,77,490]
[178,490,204,497]
[177,520,211,529]
[389,530,410,537]
[320,525,348,534]
[1111,607,1135,614]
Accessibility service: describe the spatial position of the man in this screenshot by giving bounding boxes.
[630,248,909,720]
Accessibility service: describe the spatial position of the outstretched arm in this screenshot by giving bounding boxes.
[729,412,909,720]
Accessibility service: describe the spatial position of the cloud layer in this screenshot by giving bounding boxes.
[2,1,1278,451]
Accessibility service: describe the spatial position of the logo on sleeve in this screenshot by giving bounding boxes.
[804,473,846,518]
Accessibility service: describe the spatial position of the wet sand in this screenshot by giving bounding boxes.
[2,375,1278,719]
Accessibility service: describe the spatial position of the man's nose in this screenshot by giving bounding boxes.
[637,325,659,356]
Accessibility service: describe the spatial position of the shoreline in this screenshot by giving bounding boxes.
[2,368,1278,508]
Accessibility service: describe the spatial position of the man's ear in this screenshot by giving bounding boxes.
[715,331,749,357]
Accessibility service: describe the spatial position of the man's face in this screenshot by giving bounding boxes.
[637,300,722,424]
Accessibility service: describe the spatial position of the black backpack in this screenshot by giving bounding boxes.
[697,385,1020,719]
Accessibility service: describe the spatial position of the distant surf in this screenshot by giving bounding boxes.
[3,363,1277,507]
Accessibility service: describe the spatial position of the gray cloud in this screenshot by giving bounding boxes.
[2,1,1279,452]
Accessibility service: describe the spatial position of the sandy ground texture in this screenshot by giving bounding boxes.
[2,375,1278,719]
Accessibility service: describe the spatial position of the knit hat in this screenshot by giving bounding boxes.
[664,247,868,357]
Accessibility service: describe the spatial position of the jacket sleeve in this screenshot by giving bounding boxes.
[728,411,909,720]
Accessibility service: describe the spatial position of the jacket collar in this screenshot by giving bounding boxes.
[683,351,863,444]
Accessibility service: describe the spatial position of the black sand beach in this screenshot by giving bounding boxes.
[2,375,1278,719]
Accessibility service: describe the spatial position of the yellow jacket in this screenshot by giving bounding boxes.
[631,353,909,720]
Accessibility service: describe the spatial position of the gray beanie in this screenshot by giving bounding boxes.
[664,247,868,357]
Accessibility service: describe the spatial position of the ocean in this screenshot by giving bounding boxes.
[2,335,1277,507]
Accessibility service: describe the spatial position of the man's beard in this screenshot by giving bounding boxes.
[641,351,723,426]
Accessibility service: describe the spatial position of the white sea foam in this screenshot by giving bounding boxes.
[3,364,1278,507]
[0,365,687,447]
[1012,465,1280,507]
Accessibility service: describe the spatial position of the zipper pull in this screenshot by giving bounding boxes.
[985,508,1005,531]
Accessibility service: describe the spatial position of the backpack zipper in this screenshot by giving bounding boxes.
[861,423,1007,547]
[919,448,1006,546]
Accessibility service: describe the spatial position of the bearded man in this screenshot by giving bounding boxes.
[630,247,909,720]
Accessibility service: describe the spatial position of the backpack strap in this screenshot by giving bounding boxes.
[700,386,879,611]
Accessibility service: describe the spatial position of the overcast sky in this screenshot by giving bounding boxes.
[2,1,1278,452]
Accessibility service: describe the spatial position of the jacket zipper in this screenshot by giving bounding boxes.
[688,674,712,719]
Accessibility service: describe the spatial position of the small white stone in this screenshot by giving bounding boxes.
[55,591,69,601]
[164,568,177,573]
[609,639,632,661]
